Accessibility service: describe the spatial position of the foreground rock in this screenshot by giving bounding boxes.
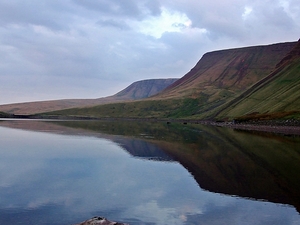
[74,216,129,225]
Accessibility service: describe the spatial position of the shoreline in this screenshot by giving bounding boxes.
[206,122,300,136]
[1,115,300,136]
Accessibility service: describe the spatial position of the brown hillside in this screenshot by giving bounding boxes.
[275,38,300,68]
[154,42,297,100]
[214,39,300,120]
[0,78,177,115]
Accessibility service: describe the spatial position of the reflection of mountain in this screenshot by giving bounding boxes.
[1,120,299,213]
[117,138,174,161]
[54,120,300,213]
[154,125,300,213]
[0,120,174,162]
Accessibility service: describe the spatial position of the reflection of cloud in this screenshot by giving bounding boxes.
[0,125,210,224]
[0,160,44,188]
[126,200,205,225]
[186,199,299,225]
[0,123,299,224]
[128,200,177,224]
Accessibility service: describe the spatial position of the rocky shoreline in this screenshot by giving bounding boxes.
[208,122,300,136]
[1,116,300,136]
[203,118,300,136]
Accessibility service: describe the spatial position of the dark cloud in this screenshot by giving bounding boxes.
[96,19,131,30]
[252,4,295,29]
[144,0,162,16]
[72,0,163,21]
[72,0,143,18]
[0,1,71,30]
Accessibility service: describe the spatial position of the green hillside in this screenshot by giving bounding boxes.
[0,111,11,118]
[39,98,205,119]
[217,60,300,121]
[215,39,300,121]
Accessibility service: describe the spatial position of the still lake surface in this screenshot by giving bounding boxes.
[0,119,299,225]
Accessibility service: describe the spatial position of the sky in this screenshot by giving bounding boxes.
[0,0,299,104]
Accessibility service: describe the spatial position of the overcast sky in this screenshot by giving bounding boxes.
[0,0,299,104]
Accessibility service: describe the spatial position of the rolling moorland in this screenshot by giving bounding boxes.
[0,78,177,115]
[1,39,299,123]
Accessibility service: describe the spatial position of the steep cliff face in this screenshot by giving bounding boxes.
[275,38,300,68]
[157,42,297,99]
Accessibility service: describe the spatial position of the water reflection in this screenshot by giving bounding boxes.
[0,119,299,225]
[46,120,300,213]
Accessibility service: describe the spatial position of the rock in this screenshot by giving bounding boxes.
[74,216,129,225]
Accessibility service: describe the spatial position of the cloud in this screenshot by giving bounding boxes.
[0,0,299,104]
[96,19,131,30]
[72,0,155,19]
[136,7,192,38]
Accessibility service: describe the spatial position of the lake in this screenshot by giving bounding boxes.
[0,119,299,225]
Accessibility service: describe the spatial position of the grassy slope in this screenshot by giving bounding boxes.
[220,63,300,120]
[215,41,300,121]
[40,98,208,119]
[0,111,11,118]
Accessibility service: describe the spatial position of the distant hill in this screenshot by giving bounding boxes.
[113,78,178,100]
[0,78,177,115]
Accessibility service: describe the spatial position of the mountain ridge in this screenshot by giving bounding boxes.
[1,40,299,121]
[0,78,177,115]
[155,41,296,99]
[33,39,300,121]
[114,78,177,100]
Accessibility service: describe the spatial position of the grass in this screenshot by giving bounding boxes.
[0,111,11,118]
[233,111,300,122]
[216,59,300,120]
[41,98,198,119]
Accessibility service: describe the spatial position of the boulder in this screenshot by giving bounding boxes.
[74,216,129,225]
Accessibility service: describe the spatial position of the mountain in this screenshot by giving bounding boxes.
[0,78,177,115]
[113,78,178,100]
[149,41,297,117]
[215,39,300,121]
[40,40,299,120]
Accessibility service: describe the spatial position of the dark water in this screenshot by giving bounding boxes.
[0,119,299,225]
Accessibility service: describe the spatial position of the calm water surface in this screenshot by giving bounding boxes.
[0,120,299,225]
